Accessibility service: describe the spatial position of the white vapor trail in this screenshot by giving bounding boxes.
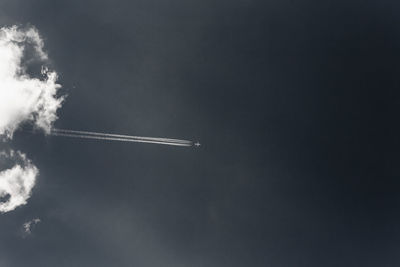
[50,129,193,147]
[52,129,192,144]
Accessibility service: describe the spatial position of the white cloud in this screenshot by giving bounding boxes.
[0,25,63,213]
[23,217,41,235]
[0,150,38,213]
[0,25,64,139]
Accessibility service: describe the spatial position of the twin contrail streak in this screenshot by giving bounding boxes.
[52,129,191,144]
[50,129,193,147]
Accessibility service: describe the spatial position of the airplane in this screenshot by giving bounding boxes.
[194,142,201,147]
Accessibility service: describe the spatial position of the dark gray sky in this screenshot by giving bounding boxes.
[1,0,400,266]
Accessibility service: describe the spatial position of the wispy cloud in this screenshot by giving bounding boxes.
[0,150,38,213]
[0,25,64,139]
[0,25,63,213]
[22,217,41,236]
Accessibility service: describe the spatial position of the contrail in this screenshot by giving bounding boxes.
[52,128,192,144]
[50,129,193,147]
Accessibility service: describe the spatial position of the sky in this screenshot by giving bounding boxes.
[0,0,400,266]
